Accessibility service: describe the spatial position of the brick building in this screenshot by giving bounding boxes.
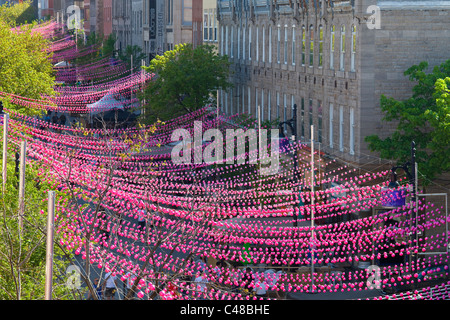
[217,0,450,163]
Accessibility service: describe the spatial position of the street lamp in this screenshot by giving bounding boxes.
[387,141,417,287]
[278,104,298,226]
[1,101,9,194]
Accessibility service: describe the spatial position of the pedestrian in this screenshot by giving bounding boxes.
[194,271,208,298]
[103,271,118,300]
[59,114,66,126]
[87,278,102,300]
[137,203,147,232]
[123,271,136,299]
[44,111,51,123]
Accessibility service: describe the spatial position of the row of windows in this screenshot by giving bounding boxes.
[219,89,355,155]
[219,23,357,72]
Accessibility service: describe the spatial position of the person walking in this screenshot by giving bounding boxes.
[103,271,118,300]
[87,278,103,300]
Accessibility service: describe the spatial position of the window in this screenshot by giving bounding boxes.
[231,26,234,58]
[277,25,281,64]
[340,25,345,71]
[256,26,259,61]
[237,27,241,59]
[220,25,224,55]
[284,25,288,64]
[301,25,306,66]
[269,26,272,63]
[262,26,265,62]
[203,10,208,41]
[248,26,252,60]
[292,25,296,65]
[329,104,334,148]
[209,9,213,41]
[319,25,323,67]
[214,10,217,41]
[243,27,246,60]
[167,0,173,25]
[182,0,192,26]
[351,25,356,72]
[309,24,314,67]
[339,106,344,151]
[225,26,229,55]
[350,107,355,155]
[330,25,335,69]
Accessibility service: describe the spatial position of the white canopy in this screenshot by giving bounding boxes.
[87,91,128,114]
[54,61,69,67]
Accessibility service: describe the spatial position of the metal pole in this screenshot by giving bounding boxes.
[258,105,262,210]
[293,104,298,227]
[310,125,315,293]
[2,113,8,194]
[410,141,417,272]
[217,90,220,118]
[141,59,146,116]
[18,140,26,232]
[45,191,55,300]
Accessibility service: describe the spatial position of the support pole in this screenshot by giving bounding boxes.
[2,113,8,194]
[18,140,26,232]
[141,59,146,116]
[310,125,315,293]
[45,191,55,300]
[258,105,262,210]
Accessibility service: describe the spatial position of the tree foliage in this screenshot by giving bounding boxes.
[141,43,232,124]
[0,0,37,27]
[0,21,55,116]
[0,150,74,300]
[118,44,146,71]
[365,60,450,183]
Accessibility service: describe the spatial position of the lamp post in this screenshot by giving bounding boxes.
[278,104,298,226]
[387,141,417,287]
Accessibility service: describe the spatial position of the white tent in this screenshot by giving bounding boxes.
[87,91,129,114]
[54,61,69,67]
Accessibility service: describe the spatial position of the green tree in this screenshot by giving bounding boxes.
[141,43,232,124]
[0,150,75,299]
[365,60,450,183]
[118,44,146,71]
[0,0,37,27]
[0,21,55,116]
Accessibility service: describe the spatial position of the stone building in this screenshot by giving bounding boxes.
[111,0,202,63]
[202,0,219,51]
[217,0,450,163]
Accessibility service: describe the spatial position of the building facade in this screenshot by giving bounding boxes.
[202,0,219,50]
[165,0,203,52]
[217,0,450,163]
